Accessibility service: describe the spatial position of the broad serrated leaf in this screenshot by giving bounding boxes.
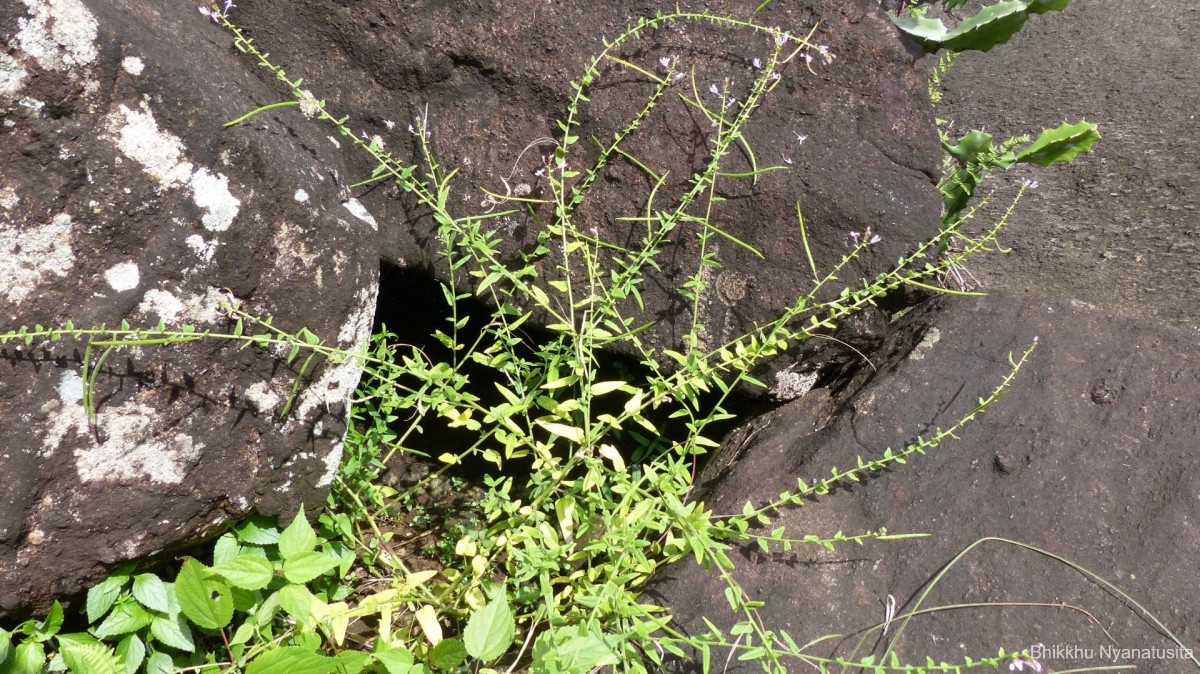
[57,634,122,674]
[245,646,338,674]
[278,507,318,559]
[940,1,1028,52]
[373,648,416,674]
[144,651,174,674]
[886,14,948,51]
[331,650,371,674]
[276,584,317,624]
[0,627,11,664]
[943,130,995,164]
[175,558,233,630]
[131,575,170,613]
[212,533,241,566]
[212,555,276,591]
[93,600,153,639]
[463,597,515,661]
[1016,120,1100,166]
[234,517,281,545]
[429,639,467,670]
[282,551,341,584]
[149,613,195,652]
[115,634,145,674]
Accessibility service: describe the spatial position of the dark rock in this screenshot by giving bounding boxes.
[1,0,378,617]
[233,0,943,381]
[938,0,1200,323]
[656,293,1200,672]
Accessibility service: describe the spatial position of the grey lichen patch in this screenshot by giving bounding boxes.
[770,365,819,402]
[45,371,203,484]
[120,56,144,76]
[715,270,749,307]
[910,326,940,361]
[342,198,378,230]
[0,53,29,103]
[13,0,98,72]
[1,212,75,306]
[191,167,240,232]
[135,286,228,325]
[244,381,282,415]
[103,261,140,292]
[109,103,191,187]
[107,103,241,231]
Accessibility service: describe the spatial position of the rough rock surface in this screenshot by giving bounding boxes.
[233,0,943,382]
[938,0,1200,323]
[656,293,1200,672]
[0,0,378,617]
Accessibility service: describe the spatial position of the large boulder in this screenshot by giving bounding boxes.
[233,0,943,382]
[0,0,943,618]
[0,0,378,617]
[656,293,1200,672]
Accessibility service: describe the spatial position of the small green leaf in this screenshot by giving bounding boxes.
[463,597,515,662]
[212,555,276,591]
[39,601,64,640]
[282,551,341,584]
[245,646,338,674]
[175,558,234,630]
[0,627,11,663]
[132,574,170,613]
[13,640,45,674]
[278,507,318,559]
[86,574,128,624]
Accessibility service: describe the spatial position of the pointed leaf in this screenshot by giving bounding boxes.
[1016,120,1100,166]
[463,597,515,661]
[132,574,170,613]
[175,558,233,630]
[278,507,318,559]
[212,555,276,591]
[245,646,338,674]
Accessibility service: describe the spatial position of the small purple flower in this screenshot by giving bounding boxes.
[752,57,763,70]
[1023,179,1040,190]
[222,0,236,13]
[659,56,672,69]
[709,83,720,96]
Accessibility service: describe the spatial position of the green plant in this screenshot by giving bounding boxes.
[886,0,1072,53]
[0,3,1127,674]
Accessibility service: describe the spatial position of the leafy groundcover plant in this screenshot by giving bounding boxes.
[4,2,1155,673]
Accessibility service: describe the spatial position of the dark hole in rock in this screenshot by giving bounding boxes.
[365,260,770,507]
